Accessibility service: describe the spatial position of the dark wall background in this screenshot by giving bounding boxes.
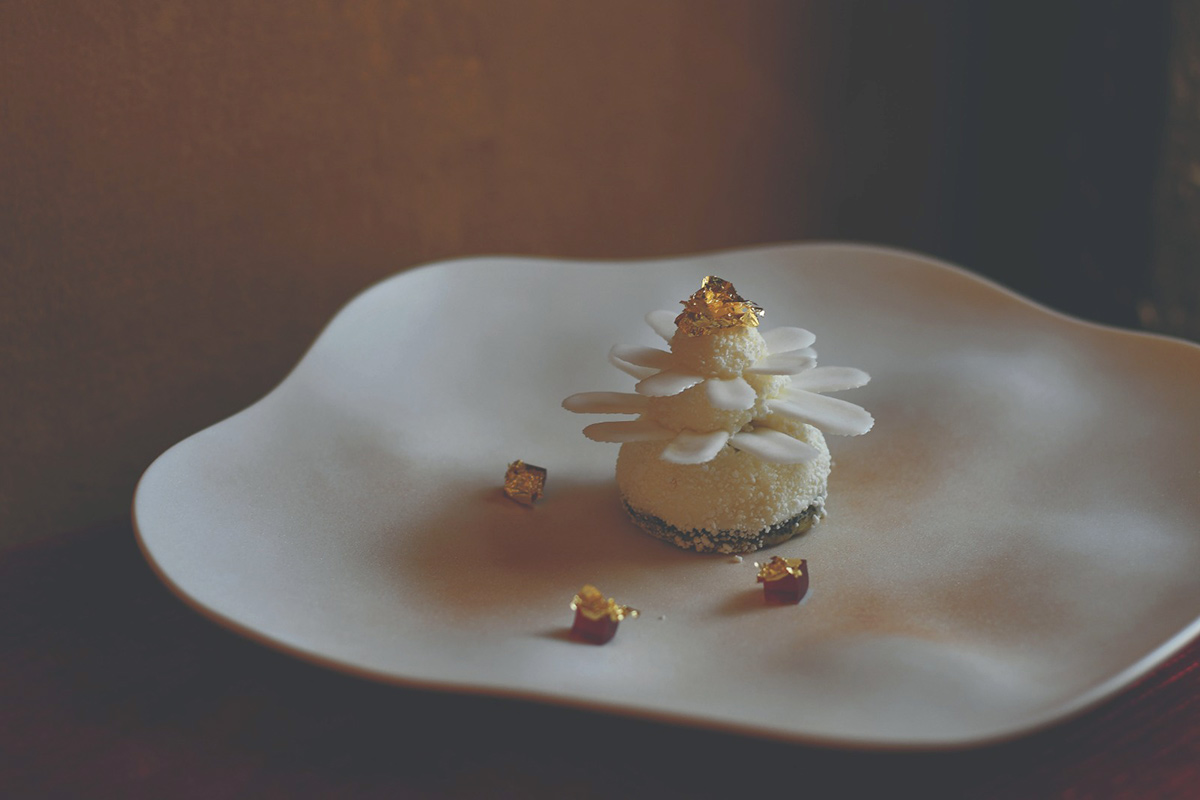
[947,1,1170,329]
[0,1,1182,548]
[831,1,1171,329]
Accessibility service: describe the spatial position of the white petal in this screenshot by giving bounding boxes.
[788,367,871,393]
[729,427,821,464]
[635,369,705,397]
[661,429,731,464]
[609,344,674,370]
[608,348,657,379]
[562,392,650,414]
[770,389,874,436]
[761,326,816,354]
[645,310,678,342]
[583,419,674,443]
[747,350,817,376]
[704,377,757,411]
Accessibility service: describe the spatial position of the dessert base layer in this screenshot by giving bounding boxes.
[615,423,831,536]
[622,498,824,554]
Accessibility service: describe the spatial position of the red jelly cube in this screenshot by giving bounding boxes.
[571,610,620,644]
[762,571,809,605]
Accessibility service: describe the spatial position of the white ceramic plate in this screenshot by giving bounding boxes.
[134,244,1200,748]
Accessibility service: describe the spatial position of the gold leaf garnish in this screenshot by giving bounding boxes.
[504,459,547,506]
[755,555,805,583]
[674,276,764,337]
[570,584,640,622]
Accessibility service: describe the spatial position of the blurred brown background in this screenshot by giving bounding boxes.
[1,0,1191,549]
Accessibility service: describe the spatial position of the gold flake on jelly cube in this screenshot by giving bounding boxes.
[569,584,639,622]
[755,556,809,605]
[755,555,805,582]
[569,584,639,644]
[503,460,547,506]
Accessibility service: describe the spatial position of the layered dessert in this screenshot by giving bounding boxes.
[563,276,872,554]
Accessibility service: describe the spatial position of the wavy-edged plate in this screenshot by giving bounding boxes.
[134,243,1200,748]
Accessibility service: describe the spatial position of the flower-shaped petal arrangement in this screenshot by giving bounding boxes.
[563,276,873,553]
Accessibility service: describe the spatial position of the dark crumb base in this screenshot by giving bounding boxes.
[622,499,824,555]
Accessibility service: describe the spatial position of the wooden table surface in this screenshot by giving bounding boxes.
[3,520,1197,799]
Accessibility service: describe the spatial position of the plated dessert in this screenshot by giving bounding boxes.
[564,276,873,553]
[135,245,1200,746]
